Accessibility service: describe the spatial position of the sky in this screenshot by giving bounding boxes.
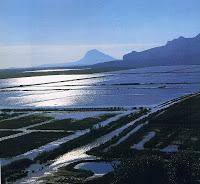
[0,0,200,69]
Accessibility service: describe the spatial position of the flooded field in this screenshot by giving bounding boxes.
[1,65,200,108]
[0,107,137,183]
[1,65,200,184]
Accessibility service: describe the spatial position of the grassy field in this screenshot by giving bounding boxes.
[87,94,200,184]
[0,115,52,129]
[2,94,200,184]
[30,114,116,131]
[2,159,33,184]
[39,161,93,184]
[99,94,200,155]
[0,110,125,183]
[34,109,148,164]
[0,132,71,157]
[0,112,24,121]
[149,94,200,127]
[0,130,22,138]
[50,93,200,184]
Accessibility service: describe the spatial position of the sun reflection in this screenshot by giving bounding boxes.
[0,73,110,108]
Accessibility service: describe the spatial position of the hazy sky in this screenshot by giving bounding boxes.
[0,0,200,68]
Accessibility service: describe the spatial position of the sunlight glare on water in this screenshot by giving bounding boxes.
[1,66,200,108]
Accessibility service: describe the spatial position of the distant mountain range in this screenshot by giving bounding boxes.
[41,34,200,70]
[41,49,115,68]
[91,34,200,69]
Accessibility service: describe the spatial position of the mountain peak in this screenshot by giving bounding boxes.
[120,33,200,68]
[40,49,116,68]
[85,49,105,56]
[78,49,115,65]
[86,49,100,53]
[166,36,186,46]
[178,36,185,39]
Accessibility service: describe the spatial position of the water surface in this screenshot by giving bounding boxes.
[0,65,200,108]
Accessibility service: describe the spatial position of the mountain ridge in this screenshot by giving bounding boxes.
[91,34,200,69]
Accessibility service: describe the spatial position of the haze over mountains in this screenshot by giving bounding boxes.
[92,34,200,69]
[40,34,200,70]
[41,49,115,68]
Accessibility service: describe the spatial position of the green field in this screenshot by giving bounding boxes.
[41,94,200,184]
[2,94,200,184]
[0,132,71,157]
[30,113,116,131]
[0,130,22,138]
[0,115,52,129]
[0,112,24,121]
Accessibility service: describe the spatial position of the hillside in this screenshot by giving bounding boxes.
[92,34,200,69]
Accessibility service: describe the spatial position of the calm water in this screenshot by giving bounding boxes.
[0,65,200,108]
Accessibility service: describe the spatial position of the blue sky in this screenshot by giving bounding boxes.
[0,0,200,68]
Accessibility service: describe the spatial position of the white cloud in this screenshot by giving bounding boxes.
[0,43,158,69]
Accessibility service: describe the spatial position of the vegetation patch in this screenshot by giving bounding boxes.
[39,159,113,184]
[0,132,71,157]
[0,130,22,138]
[149,94,200,128]
[1,158,33,184]
[111,153,200,184]
[34,109,148,163]
[29,113,116,131]
[87,117,149,156]
[0,112,24,121]
[0,115,52,129]
[39,160,94,184]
